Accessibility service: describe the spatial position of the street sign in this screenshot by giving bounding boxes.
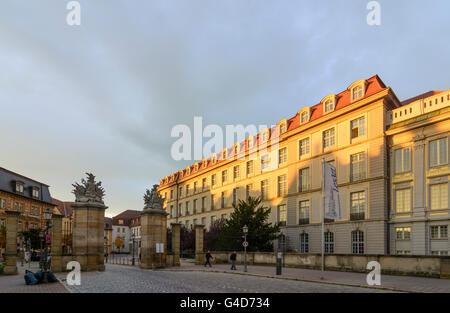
[243,241,248,247]
[156,243,164,253]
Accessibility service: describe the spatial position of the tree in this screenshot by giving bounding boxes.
[20,229,42,250]
[217,196,281,252]
[204,218,225,251]
[180,225,195,256]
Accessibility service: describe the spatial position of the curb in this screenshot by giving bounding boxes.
[158,268,415,293]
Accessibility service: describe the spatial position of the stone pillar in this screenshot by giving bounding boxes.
[72,202,107,271]
[195,224,205,265]
[50,214,64,272]
[171,223,181,266]
[4,211,20,275]
[140,209,168,269]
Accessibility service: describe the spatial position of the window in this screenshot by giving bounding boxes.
[261,180,269,200]
[0,199,6,209]
[278,147,287,165]
[221,192,226,208]
[430,138,448,167]
[299,138,310,157]
[193,182,197,193]
[170,189,174,199]
[324,232,334,254]
[169,205,173,218]
[300,233,309,253]
[201,197,206,212]
[15,182,24,193]
[351,230,364,254]
[323,128,335,148]
[179,186,183,197]
[352,86,363,101]
[299,168,310,192]
[178,203,182,216]
[350,152,367,181]
[211,174,217,186]
[277,175,287,197]
[396,189,411,213]
[261,131,269,142]
[279,123,287,134]
[201,217,206,225]
[202,178,207,190]
[246,184,252,200]
[193,219,198,225]
[278,204,287,226]
[32,187,39,198]
[203,160,207,168]
[222,170,228,184]
[324,99,334,113]
[186,185,190,195]
[351,117,365,138]
[185,201,189,215]
[350,191,366,220]
[431,250,449,256]
[246,161,254,176]
[30,206,39,217]
[248,138,254,149]
[261,154,270,171]
[301,111,309,123]
[210,194,215,210]
[193,199,197,214]
[395,148,411,174]
[396,227,411,240]
[232,188,238,206]
[233,165,240,180]
[430,183,448,210]
[299,200,310,224]
[430,225,448,239]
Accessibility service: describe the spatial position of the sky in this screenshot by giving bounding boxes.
[1,0,449,217]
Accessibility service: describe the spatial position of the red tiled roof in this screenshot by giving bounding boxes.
[112,210,141,226]
[51,198,74,218]
[401,91,444,106]
[159,74,388,187]
[104,217,113,230]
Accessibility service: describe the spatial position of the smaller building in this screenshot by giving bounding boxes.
[52,198,74,254]
[130,215,141,258]
[111,210,140,254]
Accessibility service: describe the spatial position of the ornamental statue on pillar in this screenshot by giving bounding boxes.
[71,173,107,271]
[143,184,166,213]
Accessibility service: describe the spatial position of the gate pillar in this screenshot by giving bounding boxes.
[4,210,20,275]
[195,224,205,265]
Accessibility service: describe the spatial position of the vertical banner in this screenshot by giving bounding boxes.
[323,161,341,220]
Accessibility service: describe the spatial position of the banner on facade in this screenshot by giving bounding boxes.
[323,161,341,220]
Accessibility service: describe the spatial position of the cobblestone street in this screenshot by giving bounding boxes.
[60,264,393,293]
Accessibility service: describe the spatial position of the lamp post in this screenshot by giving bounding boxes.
[243,225,248,273]
[42,208,52,282]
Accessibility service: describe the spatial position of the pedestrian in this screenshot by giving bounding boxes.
[204,250,213,267]
[230,251,237,270]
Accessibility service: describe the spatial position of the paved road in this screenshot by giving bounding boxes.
[61,264,393,293]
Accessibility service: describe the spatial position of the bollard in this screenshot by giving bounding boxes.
[276,252,282,275]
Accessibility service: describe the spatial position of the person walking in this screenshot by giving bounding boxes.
[230,251,237,270]
[204,250,214,267]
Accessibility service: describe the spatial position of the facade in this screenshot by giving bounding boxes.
[52,198,74,254]
[104,217,113,255]
[111,210,140,253]
[0,167,56,232]
[386,90,450,256]
[158,75,403,255]
[130,215,141,258]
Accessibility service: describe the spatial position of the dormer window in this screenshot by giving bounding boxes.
[324,99,334,113]
[301,111,309,123]
[280,123,286,134]
[15,182,24,194]
[261,129,270,143]
[222,150,227,160]
[179,170,184,178]
[248,137,254,149]
[352,86,363,101]
[186,167,191,175]
[32,187,39,198]
[194,163,198,172]
[202,159,207,168]
[212,154,217,164]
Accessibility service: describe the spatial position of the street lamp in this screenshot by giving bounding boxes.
[243,225,248,273]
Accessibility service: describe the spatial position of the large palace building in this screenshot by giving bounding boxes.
[158,75,450,256]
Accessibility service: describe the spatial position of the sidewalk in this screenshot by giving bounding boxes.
[0,262,67,293]
[162,260,450,293]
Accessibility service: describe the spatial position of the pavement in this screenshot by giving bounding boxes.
[159,259,450,293]
[60,263,392,293]
[0,262,67,293]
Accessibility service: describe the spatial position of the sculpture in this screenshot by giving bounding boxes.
[72,173,105,204]
[143,184,164,211]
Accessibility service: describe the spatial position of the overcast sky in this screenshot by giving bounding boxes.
[1,0,449,217]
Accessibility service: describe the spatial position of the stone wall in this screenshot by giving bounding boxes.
[209,251,450,278]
